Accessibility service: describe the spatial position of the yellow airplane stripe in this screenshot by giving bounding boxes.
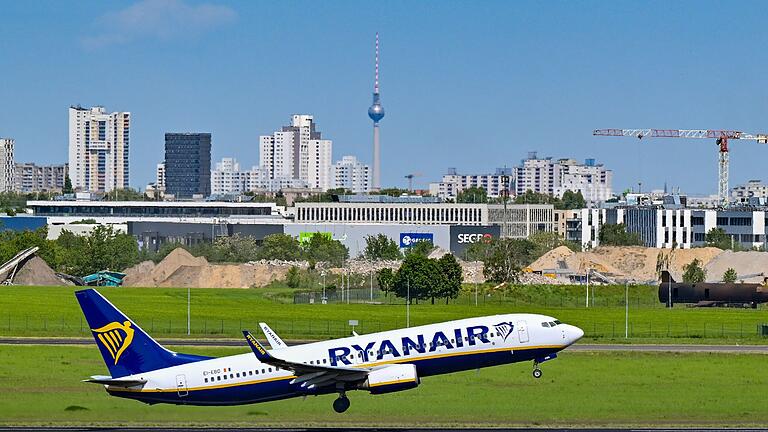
[369,378,417,387]
[107,343,565,394]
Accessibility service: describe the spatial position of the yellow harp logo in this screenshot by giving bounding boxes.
[92,321,134,365]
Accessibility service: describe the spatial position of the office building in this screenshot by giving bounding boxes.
[14,163,68,193]
[0,139,14,192]
[259,114,332,191]
[68,106,130,193]
[333,156,370,193]
[164,133,211,198]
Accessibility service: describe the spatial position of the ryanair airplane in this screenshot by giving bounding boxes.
[76,288,583,413]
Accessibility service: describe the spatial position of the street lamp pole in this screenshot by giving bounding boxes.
[407,277,410,328]
[187,286,190,336]
[625,281,629,339]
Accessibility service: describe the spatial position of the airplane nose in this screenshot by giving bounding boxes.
[566,325,584,345]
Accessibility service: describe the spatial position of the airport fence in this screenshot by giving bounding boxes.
[2,312,768,341]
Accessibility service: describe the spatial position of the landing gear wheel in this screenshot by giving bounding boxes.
[333,395,350,413]
[533,368,542,379]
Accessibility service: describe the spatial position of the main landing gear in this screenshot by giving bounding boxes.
[532,361,542,379]
[333,393,350,413]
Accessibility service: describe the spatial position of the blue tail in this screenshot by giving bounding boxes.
[75,289,210,378]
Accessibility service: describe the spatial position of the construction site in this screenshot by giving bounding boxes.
[3,242,768,289]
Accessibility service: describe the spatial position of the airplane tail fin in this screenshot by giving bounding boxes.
[661,271,676,284]
[75,289,209,378]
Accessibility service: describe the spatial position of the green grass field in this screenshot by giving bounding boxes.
[1,286,768,342]
[1,345,766,427]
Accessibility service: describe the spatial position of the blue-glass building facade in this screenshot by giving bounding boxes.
[164,133,211,198]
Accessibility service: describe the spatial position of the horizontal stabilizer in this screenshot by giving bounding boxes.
[83,375,147,387]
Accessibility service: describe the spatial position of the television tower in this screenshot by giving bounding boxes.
[368,32,385,191]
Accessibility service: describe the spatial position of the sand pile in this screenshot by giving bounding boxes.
[123,248,292,288]
[704,251,768,283]
[12,256,68,286]
[530,246,723,282]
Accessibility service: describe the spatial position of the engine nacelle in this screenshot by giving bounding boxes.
[359,364,419,394]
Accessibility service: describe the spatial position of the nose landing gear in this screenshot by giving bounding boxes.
[333,393,350,413]
[532,361,542,379]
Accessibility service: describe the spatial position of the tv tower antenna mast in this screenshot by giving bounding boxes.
[368,32,385,192]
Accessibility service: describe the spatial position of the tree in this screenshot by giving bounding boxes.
[705,228,732,250]
[456,187,488,203]
[257,234,303,261]
[285,266,302,288]
[436,254,463,303]
[599,224,643,246]
[558,190,586,210]
[514,190,557,205]
[392,254,446,303]
[63,176,73,194]
[481,238,537,283]
[682,258,706,283]
[405,240,434,258]
[723,268,738,283]
[376,268,396,293]
[364,234,402,260]
[304,234,349,267]
[103,188,145,201]
[213,234,260,262]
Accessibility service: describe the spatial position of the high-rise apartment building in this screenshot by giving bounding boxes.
[156,163,166,190]
[259,115,332,191]
[211,157,246,195]
[14,163,68,193]
[0,138,14,192]
[68,106,130,193]
[514,153,612,203]
[429,167,512,200]
[164,133,211,198]
[333,156,371,193]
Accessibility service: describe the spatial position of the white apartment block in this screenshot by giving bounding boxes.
[333,156,370,193]
[68,106,130,193]
[156,163,166,190]
[211,158,246,195]
[429,167,512,200]
[259,115,332,191]
[14,163,68,193]
[0,139,14,192]
[732,180,768,203]
[515,153,612,203]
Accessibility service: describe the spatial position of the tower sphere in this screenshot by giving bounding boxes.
[368,101,385,123]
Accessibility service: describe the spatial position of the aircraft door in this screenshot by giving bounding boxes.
[517,320,529,343]
[176,374,188,397]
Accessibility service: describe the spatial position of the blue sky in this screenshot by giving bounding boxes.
[2,0,768,195]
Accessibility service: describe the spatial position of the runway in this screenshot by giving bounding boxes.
[2,337,768,353]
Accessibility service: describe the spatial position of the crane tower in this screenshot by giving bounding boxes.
[593,129,768,207]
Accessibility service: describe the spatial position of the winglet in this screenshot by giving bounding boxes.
[243,330,271,361]
[259,322,287,349]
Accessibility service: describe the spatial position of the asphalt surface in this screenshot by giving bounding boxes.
[2,337,768,353]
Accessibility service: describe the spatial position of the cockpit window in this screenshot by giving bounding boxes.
[541,322,550,328]
[554,320,562,325]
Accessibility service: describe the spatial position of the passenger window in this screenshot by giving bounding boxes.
[217,376,221,381]
[268,368,272,372]
[249,371,253,376]
[204,378,208,383]
[261,369,265,373]
[323,359,327,364]
[230,374,233,379]
[236,373,240,378]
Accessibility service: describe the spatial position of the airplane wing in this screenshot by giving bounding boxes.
[242,331,369,389]
[259,322,287,349]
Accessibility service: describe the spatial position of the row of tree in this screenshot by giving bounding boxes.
[377,253,463,304]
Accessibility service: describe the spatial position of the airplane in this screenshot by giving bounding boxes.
[76,288,584,413]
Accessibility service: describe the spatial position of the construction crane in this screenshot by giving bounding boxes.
[593,129,768,207]
[404,172,422,192]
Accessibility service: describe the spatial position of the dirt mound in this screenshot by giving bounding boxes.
[704,251,768,282]
[124,248,292,288]
[530,245,724,282]
[13,256,68,286]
